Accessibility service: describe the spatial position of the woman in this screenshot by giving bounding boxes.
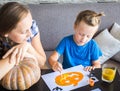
[0,2,46,80]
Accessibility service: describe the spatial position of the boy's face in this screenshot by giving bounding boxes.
[74,20,98,46]
[5,12,32,43]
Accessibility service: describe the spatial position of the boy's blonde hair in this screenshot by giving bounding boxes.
[74,10,105,26]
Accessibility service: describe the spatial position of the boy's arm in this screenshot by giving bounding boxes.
[84,60,101,71]
[92,60,101,68]
[48,51,63,72]
[48,51,59,66]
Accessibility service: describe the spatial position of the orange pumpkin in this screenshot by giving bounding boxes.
[1,57,40,90]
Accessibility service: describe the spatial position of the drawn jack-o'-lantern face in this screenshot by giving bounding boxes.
[55,72,83,86]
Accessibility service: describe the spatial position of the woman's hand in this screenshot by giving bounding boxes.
[52,61,63,72]
[2,42,31,65]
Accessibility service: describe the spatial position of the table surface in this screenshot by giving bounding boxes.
[0,68,120,91]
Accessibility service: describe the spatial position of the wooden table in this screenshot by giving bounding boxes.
[0,68,120,91]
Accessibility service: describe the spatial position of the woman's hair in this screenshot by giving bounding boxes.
[74,10,105,26]
[0,2,30,35]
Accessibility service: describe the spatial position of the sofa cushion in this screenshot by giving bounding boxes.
[94,29,120,64]
[111,51,120,62]
[110,22,120,41]
[110,22,120,62]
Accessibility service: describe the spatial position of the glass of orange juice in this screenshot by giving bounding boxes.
[102,64,117,83]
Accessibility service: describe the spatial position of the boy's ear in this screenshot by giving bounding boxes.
[74,24,77,30]
[74,24,77,32]
[74,24,76,29]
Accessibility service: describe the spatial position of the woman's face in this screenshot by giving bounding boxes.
[5,12,32,43]
[74,20,98,46]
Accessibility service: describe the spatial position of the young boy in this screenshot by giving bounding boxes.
[49,10,104,72]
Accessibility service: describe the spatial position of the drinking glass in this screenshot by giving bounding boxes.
[102,64,117,83]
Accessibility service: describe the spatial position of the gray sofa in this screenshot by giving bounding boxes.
[28,2,120,72]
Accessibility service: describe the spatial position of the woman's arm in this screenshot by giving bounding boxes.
[2,33,46,68]
[0,57,15,80]
[30,33,46,68]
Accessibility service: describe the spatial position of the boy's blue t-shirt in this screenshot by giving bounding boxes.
[56,35,102,69]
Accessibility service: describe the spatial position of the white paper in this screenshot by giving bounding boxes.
[42,65,98,91]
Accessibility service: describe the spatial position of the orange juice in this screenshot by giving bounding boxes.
[102,68,116,83]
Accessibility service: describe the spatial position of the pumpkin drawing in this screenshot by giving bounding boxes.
[1,57,40,90]
[55,72,83,86]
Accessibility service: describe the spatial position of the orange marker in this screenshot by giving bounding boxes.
[89,78,94,86]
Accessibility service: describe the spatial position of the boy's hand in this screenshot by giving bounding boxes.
[52,61,63,72]
[84,66,95,71]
